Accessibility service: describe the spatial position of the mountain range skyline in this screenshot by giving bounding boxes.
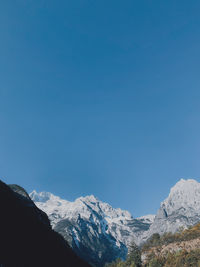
[29,177,198,220]
[1,1,200,266]
[2,0,200,218]
[29,178,200,265]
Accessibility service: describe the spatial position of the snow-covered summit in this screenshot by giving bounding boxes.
[29,178,200,264]
[79,194,99,203]
[30,191,153,254]
[29,190,61,203]
[30,191,133,226]
[30,190,152,264]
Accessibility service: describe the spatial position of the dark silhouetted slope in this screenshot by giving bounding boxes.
[0,180,91,267]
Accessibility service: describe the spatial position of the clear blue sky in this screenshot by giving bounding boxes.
[1,0,200,217]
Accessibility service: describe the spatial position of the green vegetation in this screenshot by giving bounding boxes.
[126,242,142,267]
[143,223,200,252]
[145,249,200,267]
[105,241,141,267]
[144,223,200,266]
[105,223,200,267]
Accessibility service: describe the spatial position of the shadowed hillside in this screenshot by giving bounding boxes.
[0,180,91,267]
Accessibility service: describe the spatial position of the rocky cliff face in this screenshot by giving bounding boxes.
[144,179,200,243]
[0,180,91,267]
[29,178,200,266]
[30,192,153,266]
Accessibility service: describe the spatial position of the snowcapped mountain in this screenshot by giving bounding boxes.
[145,179,200,240]
[30,192,153,266]
[29,178,200,265]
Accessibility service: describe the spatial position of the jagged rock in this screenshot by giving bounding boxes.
[143,179,200,243]
[30,192,153,266]
[30,178,200,266]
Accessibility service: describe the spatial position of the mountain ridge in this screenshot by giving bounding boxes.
[30,178,200,266]
[30,190,153,266]
[0,180,91,267]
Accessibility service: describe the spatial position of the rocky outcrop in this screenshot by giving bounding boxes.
[142,179,200,244]
[30,192,154,266]
[29,178,200,266]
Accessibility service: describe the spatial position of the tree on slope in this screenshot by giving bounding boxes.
[126,241,142,267]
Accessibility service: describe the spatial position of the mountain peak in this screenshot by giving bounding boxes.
[78,194,99,203]
[30,189,153,265]
[172,178,199,187]
[169,178,200,196]
[162,178,200,209]
[29,190,59,203]
[148,178,200,239]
